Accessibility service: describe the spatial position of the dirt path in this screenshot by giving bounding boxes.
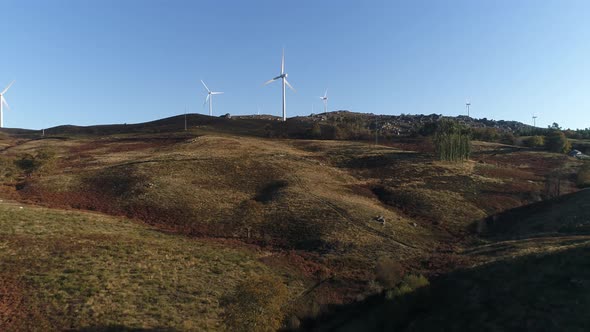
[462,234,590,263]
[287,171,419,250]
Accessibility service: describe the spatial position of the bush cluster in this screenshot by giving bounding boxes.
[385,274,430,300]
[545,130,571,153]
[14,148,57,176]
[523,135,545,148]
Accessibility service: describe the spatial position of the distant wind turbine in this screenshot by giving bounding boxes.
[264,49,295,121]
[532,114,538,127]
[0,81,15,128]
[320,89,328,114]
[201,80,223,116]
[465,99,471,117]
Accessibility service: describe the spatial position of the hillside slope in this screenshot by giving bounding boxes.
[304,241,590,331]
[0,202,282,331]
[479,189,590,239]
[0,116,583,328]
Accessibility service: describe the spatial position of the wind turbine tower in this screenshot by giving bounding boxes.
[465,99,471,117]
[320,89,328,114]
[532,114,538,127]
[201,80,223,116]
[0,81,15,128]
[264,49,296,121]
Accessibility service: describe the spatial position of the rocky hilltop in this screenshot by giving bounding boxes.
[292,111,532,136]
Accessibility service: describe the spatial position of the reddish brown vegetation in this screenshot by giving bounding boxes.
[260,251,331,282]
[0,276,52,331]
[475,165,537,181]
[474,152,565,179]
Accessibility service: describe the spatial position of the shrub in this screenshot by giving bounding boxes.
[223,274,289,332]
[523,135,545,148]
[375,257,405,289]
[385,274,430,299]
[545,130,571,153]
[14,148,57,176]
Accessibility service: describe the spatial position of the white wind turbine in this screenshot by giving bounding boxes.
[319,89,328,114]
[264,49,295,121]
[201,80,223,116]
[0,81,15,128]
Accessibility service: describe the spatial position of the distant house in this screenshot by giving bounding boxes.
[569,149,590,160]
[569,149,582,157]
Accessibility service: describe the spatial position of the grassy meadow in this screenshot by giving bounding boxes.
[0,202,288,331]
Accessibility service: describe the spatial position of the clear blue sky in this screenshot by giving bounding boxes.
[1,0,589,130]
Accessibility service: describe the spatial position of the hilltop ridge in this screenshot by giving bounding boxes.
[0,111,534,139]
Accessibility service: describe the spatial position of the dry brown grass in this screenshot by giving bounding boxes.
[0,128,583,327]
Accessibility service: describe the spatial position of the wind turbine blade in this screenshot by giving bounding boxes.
[263,78,278,86]
[2,98,11,112]
[1,81,15,95]
[211,91,224,95]
[285,79,296,93]
[201,80,210,93]
[203,94,210,107]
[324,89,328,98]
[281,49,285,75]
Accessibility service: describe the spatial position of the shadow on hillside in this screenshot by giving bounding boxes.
[255,180,289,203]
[340,152,425,169]
[298,245,590,331]
[476,189,590,239]
[472,146,526,156]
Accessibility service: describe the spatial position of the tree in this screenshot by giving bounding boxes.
[418,122,438,137]
[545,130,571,153]
[223,275,289,332]
[433,119,471,162]
[523,135,545,148]
[235,200,264,239]
[471,127,499,142]
[499,132,516,145]
[309,123,322,138]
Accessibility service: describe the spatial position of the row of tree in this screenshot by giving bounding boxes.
[524,131,572,153]
[428,120,573,162]
[433,120,471,162]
